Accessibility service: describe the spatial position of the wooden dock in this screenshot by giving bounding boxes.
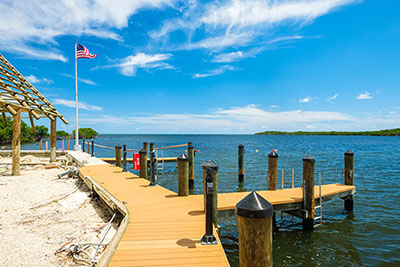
[99,157,177,164]
[72,152,355,266]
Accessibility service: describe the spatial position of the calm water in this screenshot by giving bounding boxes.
[23,135,400,266]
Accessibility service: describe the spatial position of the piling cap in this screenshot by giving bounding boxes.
[139,148,147,154]
[303,153,315,163]
[268,151,278,158]
[202,160,219,170]
[177,153,188,161]
[188,142,194,149]
[236,191,273,218]
[345,149,354,156]
[115,145,122,149]
[238,144,244,148]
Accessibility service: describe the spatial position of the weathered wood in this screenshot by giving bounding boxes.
[115,145,122,167]
[149,142,154,152]
[67,139,70,150]
[28,112,36,134]
[143,142,148,154]
[49,118,56,162]
[344,150,354,211]
[139,149,148,179]
[267,151,278,190]
[238,144,244,182]
[177,154,189,196]
[188,142,195,189]
[11,109,21,175]
[87,141,90,155]
[302,153,315,230]
[39,139,43,150]
[237,192,273,267]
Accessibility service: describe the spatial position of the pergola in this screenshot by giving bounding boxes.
[0,54,68,175]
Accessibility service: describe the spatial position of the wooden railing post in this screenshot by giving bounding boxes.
[139,149,148,179]
[238,144,245,183]
[302,153,315,231]
[115,145,122,167]
[267,151,278,190]
[344,150,354,211]
[236,191,273,267]
[11,109,21,176]
[177,153,189,196]
[188,142,195,189]
[50,118,56,163]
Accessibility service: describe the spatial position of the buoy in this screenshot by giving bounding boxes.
[255,150,259,153]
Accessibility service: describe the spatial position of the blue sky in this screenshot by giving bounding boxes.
[1,0,399,134]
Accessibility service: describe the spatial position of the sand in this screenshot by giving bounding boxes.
[0,157,116,266]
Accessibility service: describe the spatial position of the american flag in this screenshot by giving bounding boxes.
[76,44,97,59]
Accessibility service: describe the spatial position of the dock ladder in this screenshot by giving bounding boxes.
[314,172,323,226]
[156,150,165,173]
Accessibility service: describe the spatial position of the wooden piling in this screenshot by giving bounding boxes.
[202,160,219,228]
[177,153,189,196]
[139,149,148,179]
[50,118,56,163]
[150,142,154,152]
[39,139,43,150]
[82,139,85,152]
[344,150,354,211]
[115,145,122,167]
[267,151,278,190]
[236,191,273,267]
[67,139,70,150]
[11,109,21,176]
[302,153,315,231]
[238,144,245,183]
[87,141,90,155]
[143,142,148,154]
[188,142,195,189]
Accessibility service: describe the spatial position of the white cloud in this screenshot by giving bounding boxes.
[193,65,238,78]
[327,93,339,102]
[100,53,173,76]
[61,73,97,86]
[0,0,174,61]
[25,74,53,84]
[54,99,102,111]
[151,0,356,51]
[357,91,372,100]
[269,105,279,108]
[299,97,311,103]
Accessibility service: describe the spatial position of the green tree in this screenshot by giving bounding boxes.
[35,125,49,139]
[72,128,98,139]
[56,130,69,138]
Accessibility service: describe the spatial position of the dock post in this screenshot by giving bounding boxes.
[344,150,354,211]
[115,145,122,167]
[177,153,189,196]
[91,140,94,156]
[67,139,70,150]
[302,153,315,231]
[122,144,127,172]
[201,160,218,245]
[238,144,245,183]
[139,149,148,179]
[188,142,195,189]
[149,142,154,175]
[87,141,90,155]
[267,151,278,190]
[236,191,273,267]
[149,142,154,153]
[82,139,85,152]
[39,139,43,150]
[149,150,157,186]
[202,160,219,229]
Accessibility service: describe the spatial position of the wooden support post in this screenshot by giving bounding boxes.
[149,142,154,176]
[11,109,21,176]
[149,150,157,186]
[236,191,273,267]
[139,149,148,179]
[188,142,195,189]
[115,145,122,167]
[177,153,189,196]
[238,144,245,183]
[302,153,315,231]
[29,113,36,134]
[87,141,90,155]
[143,142,148,155]
[344,150,354,211]
[202,160,219,228]
[67,139,70,150]
[149,142,154,152]
[49,118,56,163]
[267,151,278,190]
[39,139,43,150]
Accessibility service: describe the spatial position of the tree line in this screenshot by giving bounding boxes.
[0,118,98,144]
[255,128,400,136]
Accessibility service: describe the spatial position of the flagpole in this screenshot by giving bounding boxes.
[74,40,80,151]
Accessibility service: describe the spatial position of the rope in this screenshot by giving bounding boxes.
[155,143,188,150]
[92,143,114,150]
[126,148,140,152]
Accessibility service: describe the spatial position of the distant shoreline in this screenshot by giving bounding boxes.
[255,128,400,136]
